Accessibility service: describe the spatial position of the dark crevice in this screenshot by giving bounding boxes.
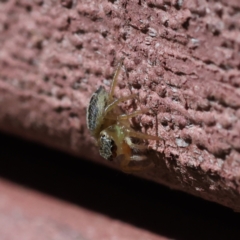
[221,40,234,50]
[215,8,223,18]
[213,148,231,160]
[101,30,108,38]
[213,29,221,36]
[163,20,169,27]
[182,18,190,30]
[0,133,240,240]
[175,71,187,76]
[219,63,233,71]
[75,29,86,35]
[26,5,32,12]
[147,3,168,11]
[54,106,65,113]
[69,112,79,118]
[203,60,215,65]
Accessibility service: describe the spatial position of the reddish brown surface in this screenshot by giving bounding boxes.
[0,179,166,240]
[0,0,240,211]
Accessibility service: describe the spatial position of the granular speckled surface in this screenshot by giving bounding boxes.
[0,0,240,210]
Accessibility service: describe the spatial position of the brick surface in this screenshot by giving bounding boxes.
[0,0,240,210]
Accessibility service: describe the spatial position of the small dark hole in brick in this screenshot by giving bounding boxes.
[26,5,32,12]
[69,112,78,118]
[182,18,190,30]
[55,107,64,113]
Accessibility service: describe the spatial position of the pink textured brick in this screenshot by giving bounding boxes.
[0,179,165,240]
[0,0,240,211]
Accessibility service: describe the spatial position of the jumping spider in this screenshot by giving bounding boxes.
[86,58,161,172]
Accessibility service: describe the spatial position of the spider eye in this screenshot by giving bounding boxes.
[99,133,117,161]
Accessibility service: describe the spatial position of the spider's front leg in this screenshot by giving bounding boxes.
[125,136,148,151]
[118,109,161,173]
[105,94,137,114]
[120,136,153,173]
[120,153,152,173]
[119,109,162,141]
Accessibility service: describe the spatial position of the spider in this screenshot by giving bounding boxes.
[86,58,161,172]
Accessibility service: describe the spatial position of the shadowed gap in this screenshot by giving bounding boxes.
[0,132,239,240]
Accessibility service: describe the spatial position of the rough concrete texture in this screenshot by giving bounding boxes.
[0,0,240,210]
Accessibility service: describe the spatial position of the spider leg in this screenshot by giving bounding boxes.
[128,130,161,141]
[120,154,153,173]
[118,108,149,121]
[105,94,137,114]
[130,155,147,161]
[125,136,148,150]
[109,57,124,102]
[119,110,161,140]
[118,137,153,173]
[119,117,161,140]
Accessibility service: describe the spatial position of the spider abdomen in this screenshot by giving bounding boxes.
[86,86,109,137]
